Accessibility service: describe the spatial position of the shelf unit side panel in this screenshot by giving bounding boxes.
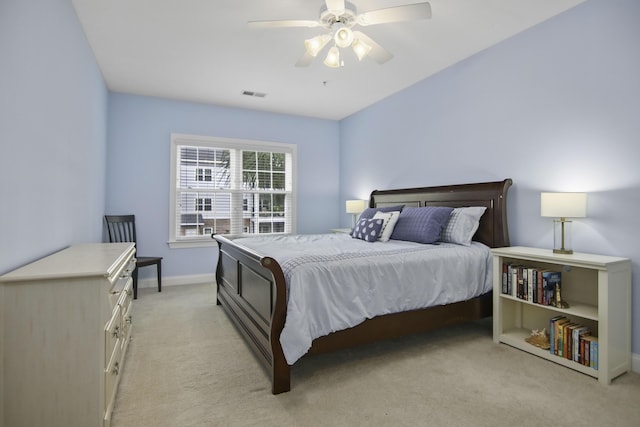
[600,265,632,380]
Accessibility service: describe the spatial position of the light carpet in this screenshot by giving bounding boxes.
[112,283,640,427]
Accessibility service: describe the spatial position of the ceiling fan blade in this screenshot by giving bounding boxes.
[295,52,315,67]
[248,19,320,29]
[325,0,346,15]
[357,2,432,26]
[353,31,393,64]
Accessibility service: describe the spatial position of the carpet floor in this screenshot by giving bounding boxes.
[111,283,640,426]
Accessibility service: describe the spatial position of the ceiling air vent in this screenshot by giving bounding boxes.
[242,90,267,98]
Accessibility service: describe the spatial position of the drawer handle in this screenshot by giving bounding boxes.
[112,325,120,339]
[112,361,119,376]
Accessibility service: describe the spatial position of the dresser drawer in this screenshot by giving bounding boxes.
[104,304,121,368]
[104,338,122,424]
[109,255,135,306]
[118,282,133,347]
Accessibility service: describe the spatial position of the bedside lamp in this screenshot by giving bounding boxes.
[541,192,587,254]
[346,199,367,228]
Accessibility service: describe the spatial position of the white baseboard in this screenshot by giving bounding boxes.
[137,273,215,289]
[633,352,640,374]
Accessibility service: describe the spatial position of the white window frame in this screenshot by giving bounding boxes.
[196,167,212,182]
[169,133,297,248]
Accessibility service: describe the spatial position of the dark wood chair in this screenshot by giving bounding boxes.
[104,215,162,299]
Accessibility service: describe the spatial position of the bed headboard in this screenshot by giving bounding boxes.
[369,179,512,248]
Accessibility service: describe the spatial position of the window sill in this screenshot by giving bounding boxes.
[168,239,217,249]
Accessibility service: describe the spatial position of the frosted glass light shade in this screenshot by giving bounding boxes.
[304,34,331,57]
[352,38,372,61]
[334,26,354,48]
[324,46,341,68]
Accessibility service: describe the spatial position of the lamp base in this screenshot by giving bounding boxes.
[553,219,573,255]
[553,248,573,255]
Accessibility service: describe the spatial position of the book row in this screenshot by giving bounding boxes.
[550,315,598,370]
[501,263,563,307]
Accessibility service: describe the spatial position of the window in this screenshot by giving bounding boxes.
[169,134,296,247]
[196,168,212,182]
[196,198,212,211]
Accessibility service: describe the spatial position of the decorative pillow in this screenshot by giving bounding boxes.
[389,206,454,244]
[440,206,487,246]
[372,211,400,242]
[351,218,384,242]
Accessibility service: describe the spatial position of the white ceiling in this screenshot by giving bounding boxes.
[72,0,586,120]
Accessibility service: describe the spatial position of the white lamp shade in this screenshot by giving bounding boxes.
[346,199,367,214]
[540,192,587,218]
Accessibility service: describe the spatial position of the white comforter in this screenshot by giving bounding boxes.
[233,233,493,364]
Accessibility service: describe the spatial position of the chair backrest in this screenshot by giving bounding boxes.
[105,215,137,243]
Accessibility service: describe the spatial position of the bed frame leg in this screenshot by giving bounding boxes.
[272,363,291,394]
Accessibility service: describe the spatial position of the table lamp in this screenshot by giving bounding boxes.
[346,199,367,228]
[540,192,587,254]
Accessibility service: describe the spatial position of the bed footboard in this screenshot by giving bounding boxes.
[214,235,291,394]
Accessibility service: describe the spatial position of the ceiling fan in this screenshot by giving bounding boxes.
[248,0,432,68]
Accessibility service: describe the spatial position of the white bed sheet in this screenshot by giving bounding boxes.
[234,233,493,364]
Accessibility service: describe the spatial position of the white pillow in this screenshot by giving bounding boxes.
[373,211,401,242]
[440,207,487,246]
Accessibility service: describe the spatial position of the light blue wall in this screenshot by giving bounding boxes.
[0,0,108,275]
[340,0,640,353]
[106,94,339,279]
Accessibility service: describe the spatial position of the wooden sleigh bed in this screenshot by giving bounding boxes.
[214,179,512,394]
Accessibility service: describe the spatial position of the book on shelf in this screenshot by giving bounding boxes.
[589,337,599,370]
[502,263,518,296]
[582,335,593,367]
[549,315,566,355]
[502,263,509,294]
[542,270,561,306]
[565,323,577,361]
[517,266,525,299]
[573,326,590,363]
[525,268,532,302]
[553,317,571,356]
[536,269,544,305]
[560,322,577,358]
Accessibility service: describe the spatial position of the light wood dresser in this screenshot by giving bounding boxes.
[0,243,136,427]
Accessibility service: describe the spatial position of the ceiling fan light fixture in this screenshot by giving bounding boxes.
[352,38,372,61]
[324,46,341,68]
[333,25,354,48]
[304,34,331,57]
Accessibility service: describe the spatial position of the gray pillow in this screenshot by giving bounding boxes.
[440,207,487,246]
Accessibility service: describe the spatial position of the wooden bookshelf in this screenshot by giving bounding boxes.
[492,246,631,384]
